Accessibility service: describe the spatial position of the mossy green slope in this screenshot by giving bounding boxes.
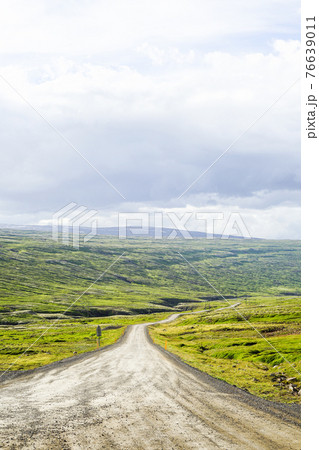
[149,296,301,404]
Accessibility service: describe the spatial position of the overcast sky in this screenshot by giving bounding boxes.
[0,0,300,238]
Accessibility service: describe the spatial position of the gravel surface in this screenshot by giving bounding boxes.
[0,314,300,449]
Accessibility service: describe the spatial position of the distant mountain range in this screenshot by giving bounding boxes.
[0,224,253,239]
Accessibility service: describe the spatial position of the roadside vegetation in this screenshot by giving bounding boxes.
[149,296,301,404]
[0,312,170,371]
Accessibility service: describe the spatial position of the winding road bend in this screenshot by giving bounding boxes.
[0,314,300,449]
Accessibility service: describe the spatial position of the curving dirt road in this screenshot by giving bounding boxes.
[0,315,300,449]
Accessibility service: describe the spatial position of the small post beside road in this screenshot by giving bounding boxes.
[96,325,102,348]
[165,340,167,350]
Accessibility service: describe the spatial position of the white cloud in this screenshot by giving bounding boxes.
[0,1,299,55]
[137,44,195,66]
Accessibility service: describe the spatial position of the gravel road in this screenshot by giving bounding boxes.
[0,314,300,449]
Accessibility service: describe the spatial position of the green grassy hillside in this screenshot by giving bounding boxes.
[0,229,300,387]
[0,230,300,324]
